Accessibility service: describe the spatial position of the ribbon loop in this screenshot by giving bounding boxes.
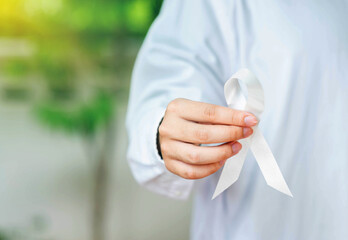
[212,68,292,199]
[224,69,264,117]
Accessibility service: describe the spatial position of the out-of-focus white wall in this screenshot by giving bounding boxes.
[0,103,192,240]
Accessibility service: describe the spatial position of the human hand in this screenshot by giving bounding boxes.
[159,98,258,180]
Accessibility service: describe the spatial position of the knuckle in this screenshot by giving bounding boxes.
[222,146,232,160]
[160,142,169,155]
[231,112,239,124]
[210,163,221,175]
[167,98,183,113]
[228,127,237,140]
[203,105,216,121]
[195,127,209,142]
[229,127,242,140]
[158,124,169,137]
[167,100,178,113]
[237,127,244,138]
[183,168,198,179]
[165,161,178,177]
[187,150,200,164]
[163,159,172,171]
[231,111,243,125]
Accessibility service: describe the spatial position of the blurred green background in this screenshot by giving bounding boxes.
[0,1,191,240]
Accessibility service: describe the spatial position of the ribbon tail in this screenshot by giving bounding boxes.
[250,128,293,197]
[212,138,251,199]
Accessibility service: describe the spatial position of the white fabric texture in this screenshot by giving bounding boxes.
[126,0,348,239]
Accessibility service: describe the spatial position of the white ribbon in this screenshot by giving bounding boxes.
[212,68,292,199]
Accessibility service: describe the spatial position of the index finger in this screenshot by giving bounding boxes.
[168,98,258,127]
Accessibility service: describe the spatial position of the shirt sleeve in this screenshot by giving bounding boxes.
[126,0,231,199]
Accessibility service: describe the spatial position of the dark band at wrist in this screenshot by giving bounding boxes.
[156,117,164,160]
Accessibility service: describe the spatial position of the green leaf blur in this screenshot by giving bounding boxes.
[0,0,162,135]
[0,0,162,239]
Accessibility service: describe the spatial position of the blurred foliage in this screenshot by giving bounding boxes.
[35,92,114,137]
[0,1,162,238]
[0,232,8,240]
[0,0,162,134]
[0,0,162,36]
[0,1,163,239]
[3,59,32,78]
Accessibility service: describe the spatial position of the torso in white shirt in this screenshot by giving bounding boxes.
[191,1,348,240]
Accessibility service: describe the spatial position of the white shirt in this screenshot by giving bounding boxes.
[126,0,348,239]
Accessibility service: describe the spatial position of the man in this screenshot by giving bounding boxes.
[126,0,348,239]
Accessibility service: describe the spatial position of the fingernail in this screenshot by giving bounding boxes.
[243,127,253,137]
[232,142,242,153]
[244,115,258,126]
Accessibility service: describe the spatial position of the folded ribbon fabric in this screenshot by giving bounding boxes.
[212,68,292,199]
